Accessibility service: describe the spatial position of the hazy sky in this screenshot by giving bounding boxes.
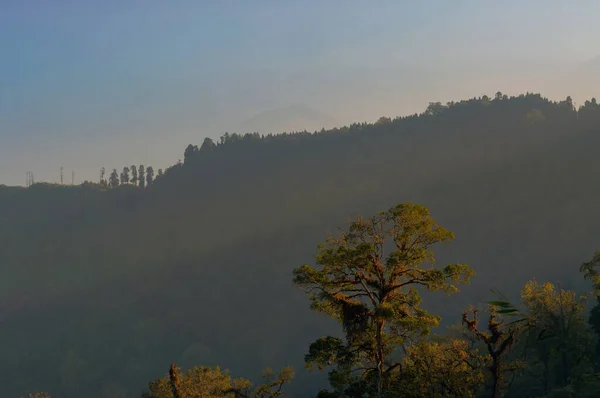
[1,0,599,186]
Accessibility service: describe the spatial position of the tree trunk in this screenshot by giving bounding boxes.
[542,358,549,396]
[561,349,569,387]
[376,321,385,395]
[169,363,183,398]
[490,355,502,398]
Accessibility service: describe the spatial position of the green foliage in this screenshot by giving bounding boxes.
[390,339,486,397]
[252,367,295,398]
[142,364,294,398]
[184,144,198,164]
[569,372,600,398]
[121,166,131,185]
[109,169,120,188]
[487,291,521,316]
[100,167,106,186]
[462,304,528,398]
[142,364,247,398]
[139,165,145,188]
[131,164,139,185]
[525,109,546,125]
[580,251,600,293]
[518,281,594,393]
[294,203,474,394]
[588,296,600,337]
[200,137,217,152]
[541,373,600,398]
[146,166,155,186]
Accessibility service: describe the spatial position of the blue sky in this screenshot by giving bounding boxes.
[1,1,599,186]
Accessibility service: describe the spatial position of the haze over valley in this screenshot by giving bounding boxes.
[2,2,600,398]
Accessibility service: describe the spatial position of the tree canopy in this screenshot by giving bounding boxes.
[294,203,474,395]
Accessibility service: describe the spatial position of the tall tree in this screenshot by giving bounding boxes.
[293,203,474,396]
[138,165,145,189]
[200,137,216,152]
[120,166,130,185]
[184,144,197,164]
[168,363,182,398]
[146,166,154,187]
[462,304,529,398]
[131,165,138,186]
[220,132,231,145]
[100,167,106,186]
[109,169,120,188]
[520,280,592,391]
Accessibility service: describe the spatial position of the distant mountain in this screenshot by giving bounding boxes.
[238,103,339,134]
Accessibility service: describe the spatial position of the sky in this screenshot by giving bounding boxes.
[1,0,599,186]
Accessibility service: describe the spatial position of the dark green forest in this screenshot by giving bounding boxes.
[3,93,600,397]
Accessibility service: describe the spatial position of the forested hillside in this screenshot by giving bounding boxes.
[2,93,600,397]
